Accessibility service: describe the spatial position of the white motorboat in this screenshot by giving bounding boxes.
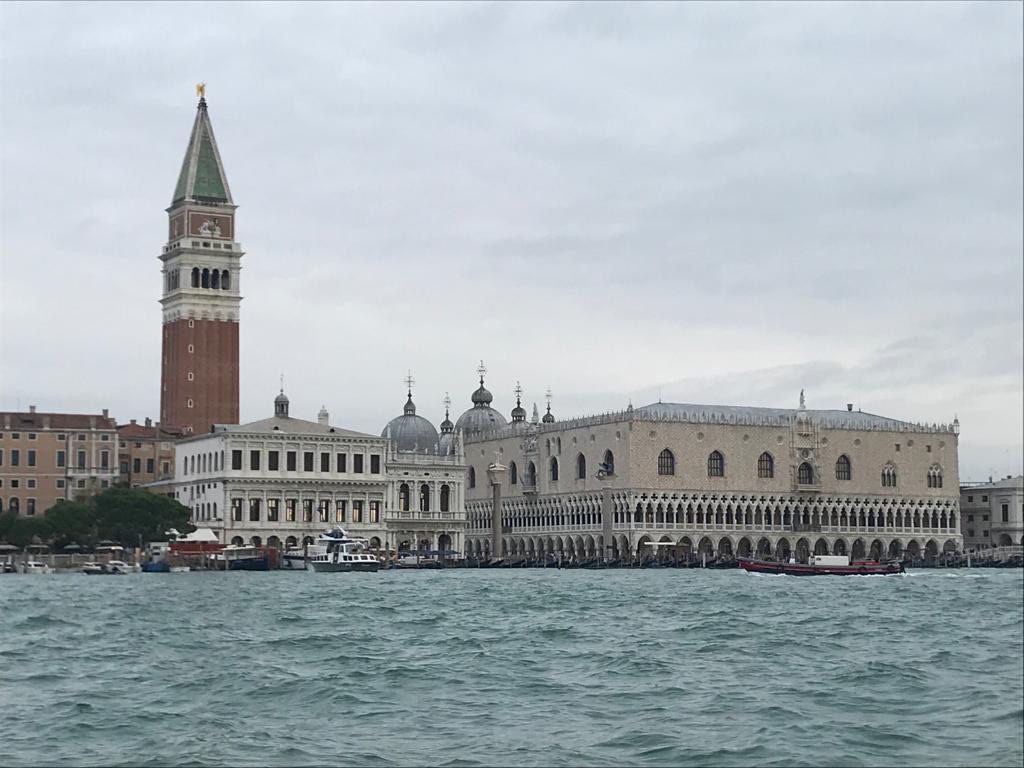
[107,560,141,573]
[23,561,53,574]
[308,528,379,573]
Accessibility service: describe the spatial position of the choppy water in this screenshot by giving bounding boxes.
[0,569,1021,767]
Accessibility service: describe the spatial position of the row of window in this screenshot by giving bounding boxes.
[189,267,231,290]
[468,449,944,489]
[227,498,381,524]
[397,483,452,513]
[0,448,108,469]
[120,458,167,475]
[0,432,106,441]
[230,449,380,475]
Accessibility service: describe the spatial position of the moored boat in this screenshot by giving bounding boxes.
[308,528,379,573]
[23,561,54,574]
[739,554,904,576]
[210,545,271,571]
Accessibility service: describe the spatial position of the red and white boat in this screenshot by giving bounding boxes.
[738,554,904,576]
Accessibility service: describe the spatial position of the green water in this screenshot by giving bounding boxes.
[1,569,1021,767]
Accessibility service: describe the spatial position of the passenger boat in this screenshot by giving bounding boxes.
[308,528,379,573]
[210,545,271,571]
[23,561,54,574]
[738,554,904,576]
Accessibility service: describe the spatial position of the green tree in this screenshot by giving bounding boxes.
[0,512,50,549]
[39,489,193,549]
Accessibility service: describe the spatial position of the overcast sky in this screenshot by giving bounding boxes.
[1,2,1021,481]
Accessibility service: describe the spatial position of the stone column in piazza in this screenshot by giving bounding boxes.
[487,458,507,559]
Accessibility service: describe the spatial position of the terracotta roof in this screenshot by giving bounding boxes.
[1,411,117,431]
[117,422,184,440]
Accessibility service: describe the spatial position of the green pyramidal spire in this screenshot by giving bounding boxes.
[172,97,233,205]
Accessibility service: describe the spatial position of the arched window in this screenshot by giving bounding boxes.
[399,483,410,511]
[201,268,210,288]
[836,455,852,481]
[509,461,518,486]
[927,465,943,488]
[757,452,774,479]
[468,466,476,489]
[526,461,537,487]
[798,462,814,484]
[550,457,559,482]
[576,453,586,480]
[221,270,230,290]
[658,449,675,476]
[191,267,200,287]
[440,484,450,512]
[602,450,615,476]
[707,451,724,478]
[881,463,897,488]
[211,269,220,289]
[419,483,430,511]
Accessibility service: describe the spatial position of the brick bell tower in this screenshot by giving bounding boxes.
[159,87,242,434]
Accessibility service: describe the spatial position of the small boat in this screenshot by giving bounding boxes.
[141,561,170,573]
[308,528,379,573]
[23,561,54,574]
[108,560,141,573]
[739,554,904,576]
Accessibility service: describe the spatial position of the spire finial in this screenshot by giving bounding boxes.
[799,389,806,409]
[477,360,487,385]
[404,370,415,398]
[514,380,523,406]
[280,373,284,394]
[443,392,451,417]
[196,82,206,100]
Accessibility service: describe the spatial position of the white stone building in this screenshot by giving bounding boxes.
[171,389,467,555]
[960,475,1024,551]
[457,383,963,564]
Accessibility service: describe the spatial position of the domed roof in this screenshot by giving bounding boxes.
[542,403,555,423]
[471,382,493,406]
[457,365,508,434]
[382,393,439,452]
[455,405,507,434]
[274,389,290,417]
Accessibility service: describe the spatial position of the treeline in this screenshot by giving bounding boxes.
[0,488,194,549]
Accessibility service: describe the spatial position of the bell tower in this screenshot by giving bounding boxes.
[159,86,242,434]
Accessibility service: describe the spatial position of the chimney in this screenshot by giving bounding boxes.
[145,417,152,427]
[847,404,853,412]
[130,419,137,425]
[29,405,36,414]
[102,408,109,419]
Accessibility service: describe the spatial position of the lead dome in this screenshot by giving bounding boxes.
[382,391,439,452]
[455,368,507,434]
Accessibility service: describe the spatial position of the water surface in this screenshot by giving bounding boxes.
[1,569,1021,767]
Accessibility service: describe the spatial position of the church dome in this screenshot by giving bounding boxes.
[382,393,439,452]
[457,365,508,435]
[455,405,507,434]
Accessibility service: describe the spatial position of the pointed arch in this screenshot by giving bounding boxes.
[576,453,586,480]
[468,466,476,489]
[835,454,851,481]
[707,450,724,478]
[509,461,518,486]
[550,457,559,482]
[602,450,615,476]
[757,452,774,479]
[658,448,675,476]
[798,462,814,484]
